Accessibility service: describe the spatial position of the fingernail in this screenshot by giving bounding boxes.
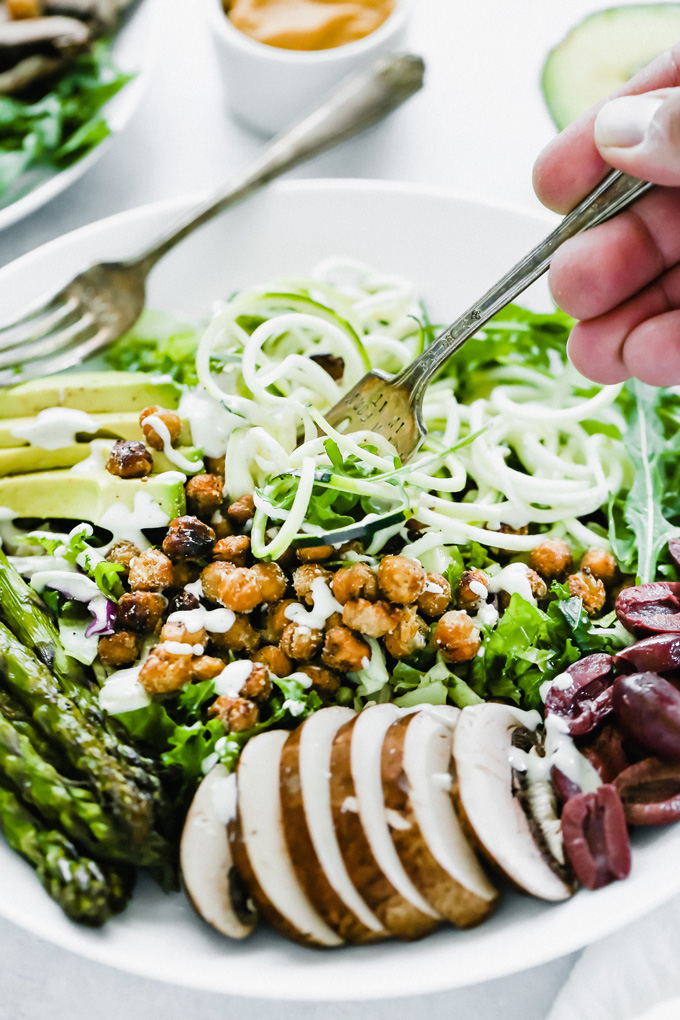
[594,95,665,148]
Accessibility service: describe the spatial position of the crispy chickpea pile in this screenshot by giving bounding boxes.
[97,413,621,736]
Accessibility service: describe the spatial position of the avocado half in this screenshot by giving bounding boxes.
[542,4,680,130]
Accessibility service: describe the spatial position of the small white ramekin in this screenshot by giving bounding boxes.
[203,0,410,135]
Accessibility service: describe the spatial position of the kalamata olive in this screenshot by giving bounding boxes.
[561,785,631,890]
[544,653,614,736]
[613,672,680,762]
[577,723,631,783]
[614,633,680,674]
[616,583,680,636]
[551,767,581,805]
[614,757,680,826]
[669,538,680,573]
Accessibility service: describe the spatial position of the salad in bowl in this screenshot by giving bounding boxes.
[0,257,678,947]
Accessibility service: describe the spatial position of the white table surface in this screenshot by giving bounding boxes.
[0,0,659,1016]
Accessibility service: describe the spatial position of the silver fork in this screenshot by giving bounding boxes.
[325,169,655,462]
[0,53,424,387]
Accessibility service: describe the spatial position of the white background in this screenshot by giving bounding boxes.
[0,0,666,1016]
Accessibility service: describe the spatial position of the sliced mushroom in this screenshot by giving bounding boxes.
[382,706,499,927]
[229,729,343,948]
[280,706,386,944]
[331,704,440,940]
[453,703,573,901]
[180,763,257,940]
[0,14,90,92]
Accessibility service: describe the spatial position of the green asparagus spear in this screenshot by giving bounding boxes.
[0,550,168,806]
[0,620,159,846]
[0,687,68,773]
[0,782,135,926]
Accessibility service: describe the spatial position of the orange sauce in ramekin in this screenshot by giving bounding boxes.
[224,0,396,51]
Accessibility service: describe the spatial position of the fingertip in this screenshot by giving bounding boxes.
[621,311,680,386]
[566,323,630,385]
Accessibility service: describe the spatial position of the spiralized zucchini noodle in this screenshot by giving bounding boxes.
[194,259,631,563]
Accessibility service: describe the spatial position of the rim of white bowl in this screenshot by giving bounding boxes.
[203,0,410,65]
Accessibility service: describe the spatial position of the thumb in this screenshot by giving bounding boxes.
[594,87,680,186]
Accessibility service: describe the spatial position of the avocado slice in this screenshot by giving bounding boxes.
[542,5,680,130]
[0,411,192,449]
[0,470,185,525]
[0,444,202,477]
[0,371,182,419]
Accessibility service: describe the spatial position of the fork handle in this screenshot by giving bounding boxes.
[397,169,654,401]
[129,53,424,273]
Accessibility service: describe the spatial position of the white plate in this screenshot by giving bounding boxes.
[0,0,158,232]
[0,179,676,1001]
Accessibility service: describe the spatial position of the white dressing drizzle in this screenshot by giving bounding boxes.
[99,665,151,715]
[70,439,113,474]
[284,577,343,630]
[10,407,98,450]
[214,659,253,697]
[161,641,205,656]
[167,606,235,634]
[509,714,601,795]
[488,562,535,605]
[99,487,179,551]
[179,386,238,460]
[140,413,203,475]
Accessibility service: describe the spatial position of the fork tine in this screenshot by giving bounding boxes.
[0,291,73,337]
[0,327,111,386]
[0,312,95,369]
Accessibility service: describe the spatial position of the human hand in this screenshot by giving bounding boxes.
[533,45,680,385]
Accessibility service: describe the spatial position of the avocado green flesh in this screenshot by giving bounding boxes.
[0,445,202,478]
[0,411,192,449]
[0,371,181,418]
[542,4,680,130]
[0,471,185,525]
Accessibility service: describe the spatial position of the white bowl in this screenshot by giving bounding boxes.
[1,180,680,1001]
[202,0,410,135]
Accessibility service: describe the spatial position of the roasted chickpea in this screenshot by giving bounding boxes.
[211,510,233,540]
[191,656,226,683]
[105,540,139,577]
[341,598,401,639]
[115,592,167,633]
[139,406,182,451]
[296,544,334,563]
[218,567,263,613]
[128,549,174,592]
[160,621,208,648]
[567,569,606,615]
[209,695,259,733]
[321,626,370,672]
[200,561,235,603]
[138,646,194,694]
[456,569,489,610]
[210,615,260,655]
[240,662,271,702]
[105,440,152,479]
[227,494,255,525]
[384,606,429,660]
[251,562,287,604]
[434,611,481,663]
[527,567,548,599]
[529,539,573,581]
[213,535,250,567]
[580,549,618,587]
[280,622,323,662]
[297,663,341,702]
[252,645,292,678]
[293,563,332,605]
[97,631,140,668]
[331,563,378,605]
[186,474,225,519]
[377,555,426,605]
[162,516,216,561]
[417,572,452,618]
[324,611,343,631]
[263,599,298,645]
